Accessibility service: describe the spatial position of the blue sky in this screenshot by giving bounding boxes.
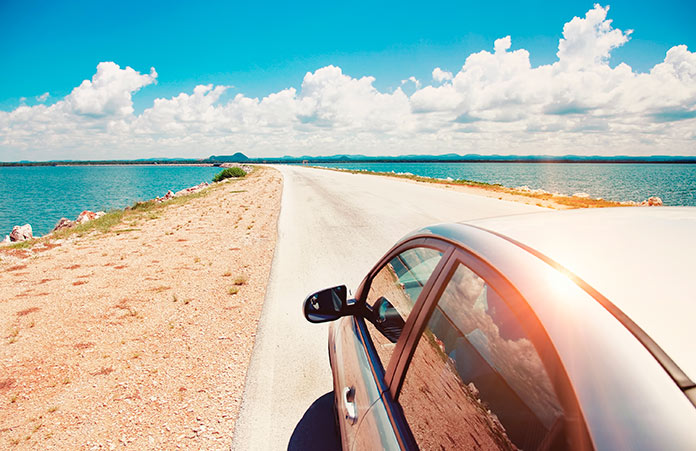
[2,0,693,111]
[1,1,695,159]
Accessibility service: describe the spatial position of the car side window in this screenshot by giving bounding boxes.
[364,246,443,369]
[399,262,569,450]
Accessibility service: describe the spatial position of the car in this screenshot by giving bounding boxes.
[302,207,696,450]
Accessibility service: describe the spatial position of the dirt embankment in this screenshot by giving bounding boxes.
[312,166,635,209]
[0,166,282,450]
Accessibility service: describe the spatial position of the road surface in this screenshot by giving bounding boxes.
[231,165,542,450]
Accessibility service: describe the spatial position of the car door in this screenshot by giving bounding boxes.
[331,238,453,450]
[367,247,591,450]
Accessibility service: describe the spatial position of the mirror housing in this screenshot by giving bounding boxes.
[303,285,354,323]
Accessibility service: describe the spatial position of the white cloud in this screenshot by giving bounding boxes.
[65,62,157,117]
[1,5,695,160]
[36,92,49,103]
[400,76,422,89]
[557,4,631,69]
[432,67,453,83]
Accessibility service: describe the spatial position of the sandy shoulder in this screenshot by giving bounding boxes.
[311,166,626,209]
[0,166,282,450]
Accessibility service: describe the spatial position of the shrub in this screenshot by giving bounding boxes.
[213,167,246,182]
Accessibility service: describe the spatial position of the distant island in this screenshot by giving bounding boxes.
[3,152,696,166]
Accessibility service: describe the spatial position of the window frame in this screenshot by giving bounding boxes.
[354,236,455,389]
[390,245,593,450]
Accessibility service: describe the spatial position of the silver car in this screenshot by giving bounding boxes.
[303,207,696,450]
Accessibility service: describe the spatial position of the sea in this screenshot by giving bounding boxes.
[1,162,695,237]
[313,161,696,206]
[0,165,220,237]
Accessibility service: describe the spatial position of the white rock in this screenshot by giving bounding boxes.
[53,217,75,231]
[76,210,99,224]
[9,224,33,241]
[641,196,663,206]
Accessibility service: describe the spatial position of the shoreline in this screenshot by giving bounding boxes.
[1,164,252,244]
[309,165,664,209]
[0,166,282,449]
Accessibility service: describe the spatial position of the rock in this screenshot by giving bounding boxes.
[9,224,33,242]
[467,382,479,399]
[76,210,99,224]
[641,196,663,206]
[53,217,75,231]
[572,192,590,198]
[220,163,252,172]
[174,182,209,197]
[1,235,10,244]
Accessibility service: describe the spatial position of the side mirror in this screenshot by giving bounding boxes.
[370,297,405,343]
[303,285,351,323]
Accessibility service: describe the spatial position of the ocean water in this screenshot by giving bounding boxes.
[2,162,695,238]
[0,165,220,237]
[314,162,696,208]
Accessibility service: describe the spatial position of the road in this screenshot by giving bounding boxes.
[231,165,541,450]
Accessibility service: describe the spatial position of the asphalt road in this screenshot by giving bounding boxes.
[231,165,541,450]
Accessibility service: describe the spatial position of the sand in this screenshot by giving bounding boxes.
[0,167,282,450]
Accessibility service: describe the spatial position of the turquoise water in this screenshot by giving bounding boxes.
[314,162,696,208]
[0,165,220,236]
[2,162,695,237]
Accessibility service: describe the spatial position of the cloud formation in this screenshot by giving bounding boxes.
[1,4,695,160]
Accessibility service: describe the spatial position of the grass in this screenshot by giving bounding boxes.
[213,167,246,182]
[6,240,35,249]
[228,286,239,295]
[233,275,247,285]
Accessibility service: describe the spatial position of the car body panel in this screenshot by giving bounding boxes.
[468,207,696,382]
[408,220,696,449]
[330,316,385,450]
[323,208,696,450]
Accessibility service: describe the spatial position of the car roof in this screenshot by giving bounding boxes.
[455,207,696,385]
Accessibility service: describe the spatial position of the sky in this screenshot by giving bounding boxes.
[0,1,695,160]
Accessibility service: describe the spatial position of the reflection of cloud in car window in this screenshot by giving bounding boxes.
[438,265,562,428]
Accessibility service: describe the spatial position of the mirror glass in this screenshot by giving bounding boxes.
[304,285,348,323]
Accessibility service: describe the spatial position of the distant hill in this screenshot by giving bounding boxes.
[207,152,249,162]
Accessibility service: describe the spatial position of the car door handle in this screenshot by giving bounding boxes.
[343,386,358,425]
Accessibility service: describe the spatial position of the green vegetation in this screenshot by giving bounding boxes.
[213,167,246,182]
[6,240,35,249]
